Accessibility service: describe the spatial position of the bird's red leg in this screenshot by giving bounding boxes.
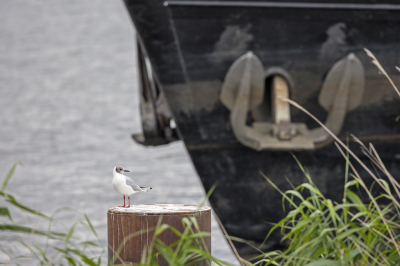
[118,195,126,207]
[127,196,131,208]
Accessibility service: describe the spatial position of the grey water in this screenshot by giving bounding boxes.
[0,0,239,264]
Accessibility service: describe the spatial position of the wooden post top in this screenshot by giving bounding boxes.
[108,204,211,215]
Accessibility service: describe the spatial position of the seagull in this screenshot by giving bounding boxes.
[112,166,152,208]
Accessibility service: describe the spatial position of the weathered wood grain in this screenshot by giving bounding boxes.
[108,204,211,265]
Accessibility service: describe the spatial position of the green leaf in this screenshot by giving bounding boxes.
[336,227,365,241]
[4,193,49,219]
[199,182,217,207]
[285,190,305,201]
[65,222,77,244]
[260,173,298,208]
[84,213,103,249]
[300,183,323,197]
[345,179,360,188]
[346,191,365,209]
[301,200,317,211]
[80,241,100,247]
[155,224,170,236]
[326,199,338,227]
[33,244,49,264]
[66,257,77,266]
[0,206,12,221]
[0,224,65,239]
[304,259,342,266]
[67,248,98,266]
[350,211,367,222]
[0,162,22,192]
[373,178,391,195]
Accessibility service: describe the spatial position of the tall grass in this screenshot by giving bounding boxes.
[0,163,105,265]
[256,153,400,265]
[0,164,234,266]
[133,217,231,266]
[249,49,400,265]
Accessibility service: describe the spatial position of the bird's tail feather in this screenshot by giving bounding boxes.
[140,187,152,192]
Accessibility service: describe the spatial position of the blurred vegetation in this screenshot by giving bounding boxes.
[0,163,233,266]
[256,150,400,265]
[0,162,105,265]
[133,217,231,266]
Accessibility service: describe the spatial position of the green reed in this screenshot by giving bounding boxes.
[0,162,105,266]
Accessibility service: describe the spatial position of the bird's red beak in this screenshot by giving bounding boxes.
[124,170,130,172]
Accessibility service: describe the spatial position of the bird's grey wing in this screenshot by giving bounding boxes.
[125,176,142,192]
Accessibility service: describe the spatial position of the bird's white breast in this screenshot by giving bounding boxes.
[112,173,135,195]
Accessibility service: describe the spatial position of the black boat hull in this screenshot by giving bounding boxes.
[124,0,400,255]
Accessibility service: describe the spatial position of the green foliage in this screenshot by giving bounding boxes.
[0,163,105,265]
[131,217,232,266]
[129,183,235,266]
[257,162,400,265]
[0,163,234,266]
[0,162,22,192]
[251,49,400,266]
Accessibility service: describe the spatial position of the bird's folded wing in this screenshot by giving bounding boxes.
[125,177,143,191]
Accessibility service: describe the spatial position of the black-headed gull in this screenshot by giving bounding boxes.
[112,166,152,208]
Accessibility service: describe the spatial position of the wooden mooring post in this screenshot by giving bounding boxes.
[107,204,211,265]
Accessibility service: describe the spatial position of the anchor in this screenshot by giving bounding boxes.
[220,52,365,151]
